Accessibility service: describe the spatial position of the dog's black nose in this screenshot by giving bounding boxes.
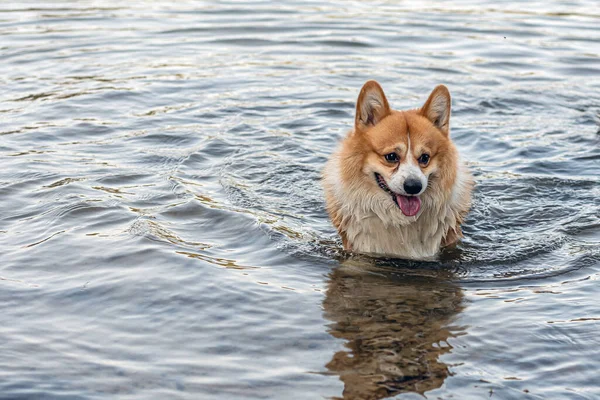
[404,179,422,195]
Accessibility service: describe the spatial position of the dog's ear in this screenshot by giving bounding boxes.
[355,80,391,130]
[420,85,451,136]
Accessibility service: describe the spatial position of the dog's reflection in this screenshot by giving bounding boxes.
[323,261,464,400]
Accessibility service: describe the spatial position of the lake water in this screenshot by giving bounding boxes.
[1,1,599,399]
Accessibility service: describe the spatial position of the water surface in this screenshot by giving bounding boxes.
[1,1,600,399]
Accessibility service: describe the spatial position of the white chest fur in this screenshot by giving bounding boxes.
[345,211,446,259]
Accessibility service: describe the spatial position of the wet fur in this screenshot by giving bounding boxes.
[322,81,473,259]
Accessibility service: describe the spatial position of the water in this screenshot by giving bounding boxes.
[1,1,599,399]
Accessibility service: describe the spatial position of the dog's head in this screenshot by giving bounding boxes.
[349,80,457,218]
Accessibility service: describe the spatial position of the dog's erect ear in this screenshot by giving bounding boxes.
[420,85,451,136]
[355,80,391,129]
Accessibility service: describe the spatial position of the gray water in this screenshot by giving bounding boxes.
[1,1,600,399]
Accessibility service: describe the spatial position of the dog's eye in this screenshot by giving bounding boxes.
[384,152,400,163]
[418,153,430,165]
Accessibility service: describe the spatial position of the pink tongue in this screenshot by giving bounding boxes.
[396,195,421,217]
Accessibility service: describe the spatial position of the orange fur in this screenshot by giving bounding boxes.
[322,81,473,259]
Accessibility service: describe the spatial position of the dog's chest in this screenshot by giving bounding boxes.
[345,211,446,259]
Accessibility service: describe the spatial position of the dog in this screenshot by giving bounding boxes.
[322,80,473,259]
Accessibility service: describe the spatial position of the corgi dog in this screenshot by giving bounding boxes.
[322,81,473,259]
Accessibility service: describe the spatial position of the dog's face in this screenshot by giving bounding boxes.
[350,81,455,218]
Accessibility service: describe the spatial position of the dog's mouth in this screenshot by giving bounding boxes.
[375,173,421,217]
